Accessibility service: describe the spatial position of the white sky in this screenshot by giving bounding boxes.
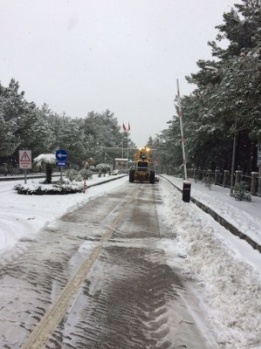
[0,175,260,348]
[0,0,236,146]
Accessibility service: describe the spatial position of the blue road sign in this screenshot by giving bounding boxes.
[56,149,68,162]
[56,161,67,167]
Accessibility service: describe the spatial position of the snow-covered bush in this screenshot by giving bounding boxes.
[65,168,93,181]
[96,163,111,171]
[79,168,93,180]
[65,169,82,182]
[233,182,251,202]
[96,163,112,176]
[14,181,84,195]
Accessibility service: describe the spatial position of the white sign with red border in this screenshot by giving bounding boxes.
[19,150,32,169]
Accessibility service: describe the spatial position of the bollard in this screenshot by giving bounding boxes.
[223,170,229,187]
[251,172,258,196]
[182,181,191,203]
[214,169,220,185]
[235,170,242,184]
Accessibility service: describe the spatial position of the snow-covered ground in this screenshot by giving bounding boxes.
[0,174,260,348]
[0,174,121,255]
[164,175,261,246]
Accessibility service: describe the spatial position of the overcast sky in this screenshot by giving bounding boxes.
[1,0,237,146]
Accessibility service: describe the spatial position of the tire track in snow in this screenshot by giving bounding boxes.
[46,185,186,349]
[21,187,141,349]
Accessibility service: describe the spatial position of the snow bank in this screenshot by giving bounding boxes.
[160,179,261,349]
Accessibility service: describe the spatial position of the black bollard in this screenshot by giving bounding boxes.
[182,181,191,202]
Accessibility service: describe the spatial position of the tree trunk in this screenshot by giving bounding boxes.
[46,164,53,184]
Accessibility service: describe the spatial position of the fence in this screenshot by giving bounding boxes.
[187,169,261,197]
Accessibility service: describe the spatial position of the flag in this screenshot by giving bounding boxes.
[128,122,130,131]
[122,123,127,131]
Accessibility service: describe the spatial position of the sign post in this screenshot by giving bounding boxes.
[258,143,261,196]
[55,149,68,182]
[19,150,32,184]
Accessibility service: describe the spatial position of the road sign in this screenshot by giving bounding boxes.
[56,161,67,167]
[56,149,68,162]
[19,150,32,169]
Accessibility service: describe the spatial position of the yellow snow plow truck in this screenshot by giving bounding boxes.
[129,147,155,184]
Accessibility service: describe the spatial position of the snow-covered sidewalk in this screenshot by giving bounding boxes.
[159,178,261,349]
[162,175,261,249]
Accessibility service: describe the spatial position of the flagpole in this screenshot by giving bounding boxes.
[127,122,130,159]
[122,122,129,158]
[122,132,124,158]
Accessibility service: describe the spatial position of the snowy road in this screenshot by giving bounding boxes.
[0,179,216,349]
[0,176,260,348]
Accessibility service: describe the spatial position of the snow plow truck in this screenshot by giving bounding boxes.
[129,147,155,184]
